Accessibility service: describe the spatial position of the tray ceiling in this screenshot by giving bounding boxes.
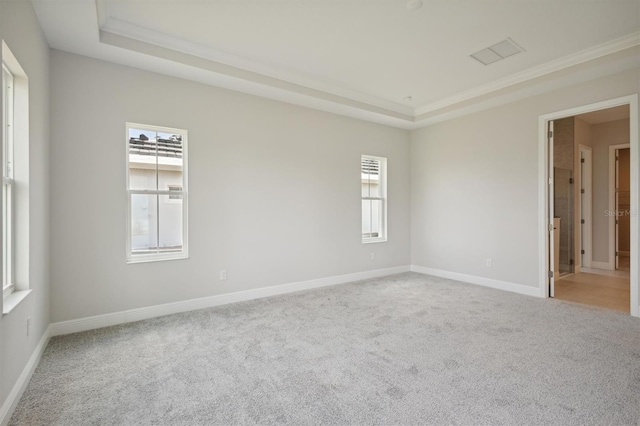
[31,0,640,128]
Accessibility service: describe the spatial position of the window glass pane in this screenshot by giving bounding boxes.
[362,170,371,198]
[2,182,10,288]
[131,194,158,255]
[368,173,381,198]
[159,194,183,253]
[3,66,12,180]
[362,199,372,238]
[157,132,183,181]
[129,128,158,190]
[370,199,383,237]
[361,157,380,198]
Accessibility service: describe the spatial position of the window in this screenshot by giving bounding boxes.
[126,123,188,262]
[167,185,182,199]
[1,42,30,312]
[2,64,14,294]
[362,155,387,243]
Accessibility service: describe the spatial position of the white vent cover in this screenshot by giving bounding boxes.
[470,38,524,65]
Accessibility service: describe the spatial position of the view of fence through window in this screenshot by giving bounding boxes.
[128,126,185,257]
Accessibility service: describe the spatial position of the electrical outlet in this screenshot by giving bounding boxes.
[219,270,227,281]
[370,253,375,261]
[486,258,493,267]
[27,317,31,336]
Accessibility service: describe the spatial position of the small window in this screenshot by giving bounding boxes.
[362,155,387,243]
[166,185,183,204]
[2,64,14,295]
[126,123,188,262]
[167,185,182,199]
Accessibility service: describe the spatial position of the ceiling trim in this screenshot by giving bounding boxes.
[98,15,414,117]
[415,31,640,116]
[99,30,415,126]
[86,0,640,130]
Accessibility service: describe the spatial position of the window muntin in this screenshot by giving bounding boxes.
[2,64,14,295]
[126,123,188,262]
[362,155,387,243]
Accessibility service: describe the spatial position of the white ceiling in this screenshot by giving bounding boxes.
[31,0,640,129]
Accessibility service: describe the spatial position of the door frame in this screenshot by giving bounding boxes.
[548,121,555,297]
[579,145,592,269]
[538,94,639,317]
[609,144,630,271]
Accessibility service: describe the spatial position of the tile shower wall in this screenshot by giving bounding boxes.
[554,117,575,171]
[554,117,575,274]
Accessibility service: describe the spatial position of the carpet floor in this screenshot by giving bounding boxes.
[10,272,640,425]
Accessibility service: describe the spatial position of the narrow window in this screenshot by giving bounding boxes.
[2,64,14,294]
[362,155,387,243]
[126,123,188,262]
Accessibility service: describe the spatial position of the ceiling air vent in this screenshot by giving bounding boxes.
[470,38,524,65]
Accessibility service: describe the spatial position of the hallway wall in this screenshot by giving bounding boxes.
[591,118,630,265]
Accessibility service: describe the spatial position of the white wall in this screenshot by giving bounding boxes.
[0,0,50,416]
[411,67,640,290]
[49,50,411,322]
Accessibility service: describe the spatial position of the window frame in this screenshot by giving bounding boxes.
[361,154,387,244]
[125,122,189,263]
[2,63,14,296]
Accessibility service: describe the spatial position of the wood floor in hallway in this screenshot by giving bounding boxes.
[555,272,630,312]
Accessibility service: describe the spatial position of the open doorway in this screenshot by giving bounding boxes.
[541,95,639,316]
[553,107,630,311]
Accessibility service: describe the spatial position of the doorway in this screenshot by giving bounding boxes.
[540,95,638,317]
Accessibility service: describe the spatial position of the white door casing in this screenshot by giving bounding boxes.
[538,94,638,317]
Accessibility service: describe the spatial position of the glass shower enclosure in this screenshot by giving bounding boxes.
[554,167,574,275]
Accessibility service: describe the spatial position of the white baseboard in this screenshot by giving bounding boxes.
[0,324,51,426]
[410,265,541,298]
[51,265,411,337]
[590,261,613,270]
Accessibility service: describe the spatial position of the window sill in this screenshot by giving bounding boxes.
[363,238,387,244]
[127,254,189,264]
[3,289,32,315]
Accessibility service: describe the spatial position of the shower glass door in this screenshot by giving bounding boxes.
[554,167,574,275]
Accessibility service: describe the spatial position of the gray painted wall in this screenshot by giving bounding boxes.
[0,0,51,414]
[410,68,640,289]
[49,50,411,322]
[591,118,631,263]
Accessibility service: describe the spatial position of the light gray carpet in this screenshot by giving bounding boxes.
[10,272,640,425]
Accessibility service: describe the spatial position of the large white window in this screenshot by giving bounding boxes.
[126,123,188,263]
[362,155,387,243]
[2,64,14,295]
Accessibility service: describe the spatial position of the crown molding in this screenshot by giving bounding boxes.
[414,31,640,116]
[98,15,414,117]
[92,0,639,130]
[99,29,416,129]
[411,45,640,128]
